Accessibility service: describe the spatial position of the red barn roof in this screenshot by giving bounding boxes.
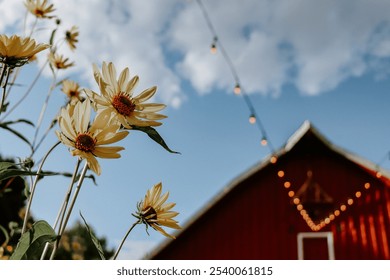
[149,121,390,260]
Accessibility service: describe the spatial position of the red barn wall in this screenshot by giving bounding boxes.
[151,137,390,260]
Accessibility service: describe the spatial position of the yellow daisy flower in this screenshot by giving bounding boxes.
[135,182,181,239]
[48,52,74,70]
[25,0,55,19]
[84,61,166,129]
[55,100,129,175]
[65,26,79,51]
[61,80,83,104]
[0,35,49,67]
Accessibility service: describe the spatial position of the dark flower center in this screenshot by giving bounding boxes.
[34,9,45,17]
[75,133,96,152]
[112,94,136,117]
[142,206,157,221]
[69,90,78,97]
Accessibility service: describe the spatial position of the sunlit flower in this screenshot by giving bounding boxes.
[48,52,74,70]
[55,100,129,175]
[134,182,181,239]
[25,0,55,19]
[84,61,166,129]
[65,26,79,51]
[61,80,83,104]
[0,35,49,67]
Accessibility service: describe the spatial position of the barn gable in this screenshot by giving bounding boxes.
[149,121,390,260]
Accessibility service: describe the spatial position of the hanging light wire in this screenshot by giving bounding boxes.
[195,0,275,154]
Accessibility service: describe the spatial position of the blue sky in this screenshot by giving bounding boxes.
[1,0,390,259]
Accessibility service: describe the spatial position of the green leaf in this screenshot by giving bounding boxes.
[132,126,180,154]
[79,212,105,260]
[40,170,97,185]
[1,118,35,127]
[0,224,9,247]
[0,161,95,183]
[10,220,57,260]
[0,123,33,149]
[0,161,55,182]
[49,28,57,46]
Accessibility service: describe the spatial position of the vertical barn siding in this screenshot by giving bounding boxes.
[151,130,390,260]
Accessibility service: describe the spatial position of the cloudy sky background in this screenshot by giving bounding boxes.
[1,0,390,259]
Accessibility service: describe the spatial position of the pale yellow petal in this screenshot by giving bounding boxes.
[125,76,139,94]
[136,103,166,112]
[96,130,129,145]
[135,86,156,103]
[93,146,124,158]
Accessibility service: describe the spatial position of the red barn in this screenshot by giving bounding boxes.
[149,121,390,260]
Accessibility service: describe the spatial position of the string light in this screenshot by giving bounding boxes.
[210,36,217,54]
[277,169,378,232]
[233,83,241,95]
[249,114,256,124]
[195,0,275,155]
[355,191,361,198]
[196,0,390,185]
[196,0,390,233]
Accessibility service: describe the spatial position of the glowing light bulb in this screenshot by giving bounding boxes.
[347,198,353,205]
[288,190,295,197]
[284,181,291,188]
[355,191,361,198]
[210,36,218,54]
[277,170,285,178]
[340,204,347,211]
[249,114,256,124]
[261,137,268,146]
[210,43,217,54]
[234,83,241,95]
[364,183,370,189]
[270,156,277,164]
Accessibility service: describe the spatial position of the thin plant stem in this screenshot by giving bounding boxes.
[112,220,141,260]
[0,64,7,86]
[4,67,20,100]
[0,65,10,116]
[49,161,89,260]
[32,112,59,156]
[27,18,38,38]
[21,141,61,234]
[32,70,57,150]
[1,60,49,122]
[40,158,81,260]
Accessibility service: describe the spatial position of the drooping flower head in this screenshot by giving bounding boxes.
[65,26,79,51]
[55,100,129,175]
[25,0,55,19]
[61,80,83,104]
[48,52,74,70]
[134,182,181,239]
[0,35,49,67]
[84,62,166,129]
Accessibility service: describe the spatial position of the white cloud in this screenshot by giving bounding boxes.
[1,0,390,101]
[168,0,390,96]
